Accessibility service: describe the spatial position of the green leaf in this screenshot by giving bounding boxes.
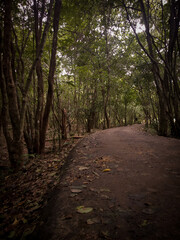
[76,206,93,214]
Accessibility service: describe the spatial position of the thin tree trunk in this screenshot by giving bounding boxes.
[103,5,111,129]
[124,0,169,136]
[1,0,54,169]
[61,108,67,140]
[34,0,45,154]
[2,0,24,170]
[54,78,62,150]
[34,59,44,153]
[40,0,62,153]
[124,98,127,126]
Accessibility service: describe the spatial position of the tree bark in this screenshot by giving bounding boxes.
[1,0,55,169]
[33,0,45,154]
[61,108,67,139]
[104,5,111,129]
[40,0,62,153]
[2,0,24,170]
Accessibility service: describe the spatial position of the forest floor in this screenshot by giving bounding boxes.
[28,124,180,240]
[0,135,81,240]
[1,124,180,240]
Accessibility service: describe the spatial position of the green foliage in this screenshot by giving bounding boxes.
[1,0,168,158]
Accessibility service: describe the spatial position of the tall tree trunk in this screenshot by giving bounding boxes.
[150,66,169,136]
[138,0,180,136]
[40,0,62,153]
[124,0,177,136]
[61,108,67,139]
[34,59,44,153]
[2,0,24,170]
[54,79,62,150]
[87,88,97,133]
[104,5,111,129]
[124,98,127,126]
[33,0,45,154]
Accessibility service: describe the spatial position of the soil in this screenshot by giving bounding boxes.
[29,124,180,240]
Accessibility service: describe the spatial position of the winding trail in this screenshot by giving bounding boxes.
[32,125,180,240]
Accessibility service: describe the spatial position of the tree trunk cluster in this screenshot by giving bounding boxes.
[124,0,180,137]
[0,0,61,170]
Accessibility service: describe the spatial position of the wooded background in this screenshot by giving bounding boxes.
[0,0,179,170]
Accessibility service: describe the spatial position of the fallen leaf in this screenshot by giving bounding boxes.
[90,187,99,193]
[62,214,73,220]
[30,203,40,211]
[70,189,82,193]
[101,230,110,238]
[101,194,110,200]
[103,169,111,172]
[87,219,94,225]
[52,158,61,162]
[49,172,56,177]
[92,171,100,177]
[87,217,100,225]
[70,193,78,197]
[12,218,18,226]
[76,206,93,214]
[139,219,150,227]
[83,182,89,184]
[79,166,89,171]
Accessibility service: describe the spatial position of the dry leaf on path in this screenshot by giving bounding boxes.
[103,169,111,172]
[79,166,89,171]
[87,217,100,225]
[70,189,82,193]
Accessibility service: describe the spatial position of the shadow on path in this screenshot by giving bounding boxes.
[30,125,180,240]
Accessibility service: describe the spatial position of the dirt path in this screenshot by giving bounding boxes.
[31,125,180,240]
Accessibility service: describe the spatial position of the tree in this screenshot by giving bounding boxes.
[123,0,180,136]
[39,0,62,153]
[0,0,57,170]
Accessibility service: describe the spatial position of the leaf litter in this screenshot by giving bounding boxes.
[0,138,79,240]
